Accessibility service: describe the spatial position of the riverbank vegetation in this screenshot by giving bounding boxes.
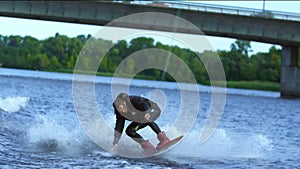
[0,33,283,91]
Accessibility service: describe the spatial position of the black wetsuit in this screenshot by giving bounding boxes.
[113,95,161,144]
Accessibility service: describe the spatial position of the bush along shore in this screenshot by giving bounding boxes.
[0,34,287,91]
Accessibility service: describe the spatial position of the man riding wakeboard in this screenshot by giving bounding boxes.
[111,93,171,155]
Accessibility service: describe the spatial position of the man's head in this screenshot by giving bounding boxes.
[130,96,151,112]
[114,93,130,113]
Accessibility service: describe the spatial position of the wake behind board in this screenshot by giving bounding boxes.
[156,135,183,154]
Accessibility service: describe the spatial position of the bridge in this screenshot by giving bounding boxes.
[0,1,299,97]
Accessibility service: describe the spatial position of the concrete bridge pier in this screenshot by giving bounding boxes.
[280,46,300,98]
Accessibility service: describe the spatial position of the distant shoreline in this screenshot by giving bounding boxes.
[0,66,280,92]
[57,68,280,92]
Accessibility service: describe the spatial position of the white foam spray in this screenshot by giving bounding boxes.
[0,96,29,113]
[28,115,95,155]
[166,128,273,159]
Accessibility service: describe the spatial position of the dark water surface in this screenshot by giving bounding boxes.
[0,68,299,169]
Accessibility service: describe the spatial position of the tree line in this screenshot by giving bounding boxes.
[0,33,283,84]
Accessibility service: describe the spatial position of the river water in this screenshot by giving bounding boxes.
[0,68,299,169]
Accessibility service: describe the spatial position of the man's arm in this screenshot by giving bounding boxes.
[112,110,125,146]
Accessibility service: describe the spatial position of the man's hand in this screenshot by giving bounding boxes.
[111,143,118,152]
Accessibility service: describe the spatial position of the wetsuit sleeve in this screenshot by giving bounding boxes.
[113,109,125,145]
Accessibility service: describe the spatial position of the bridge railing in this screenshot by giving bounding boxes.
[125,1,300,22]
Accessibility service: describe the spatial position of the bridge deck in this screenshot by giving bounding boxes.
[1,1,300,46]
[129,1,300,22]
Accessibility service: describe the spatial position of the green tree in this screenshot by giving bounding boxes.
[250,46,281,82]
[230,40,251,56]
[219,40,253,81]
[128,37,154,55]
[114,40,128,59]
[42,33,70,68]
[7,35,22,48]
[0,34,283,84]
[49,56,61,70]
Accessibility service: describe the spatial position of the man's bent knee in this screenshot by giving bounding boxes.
[125,127,136,137]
